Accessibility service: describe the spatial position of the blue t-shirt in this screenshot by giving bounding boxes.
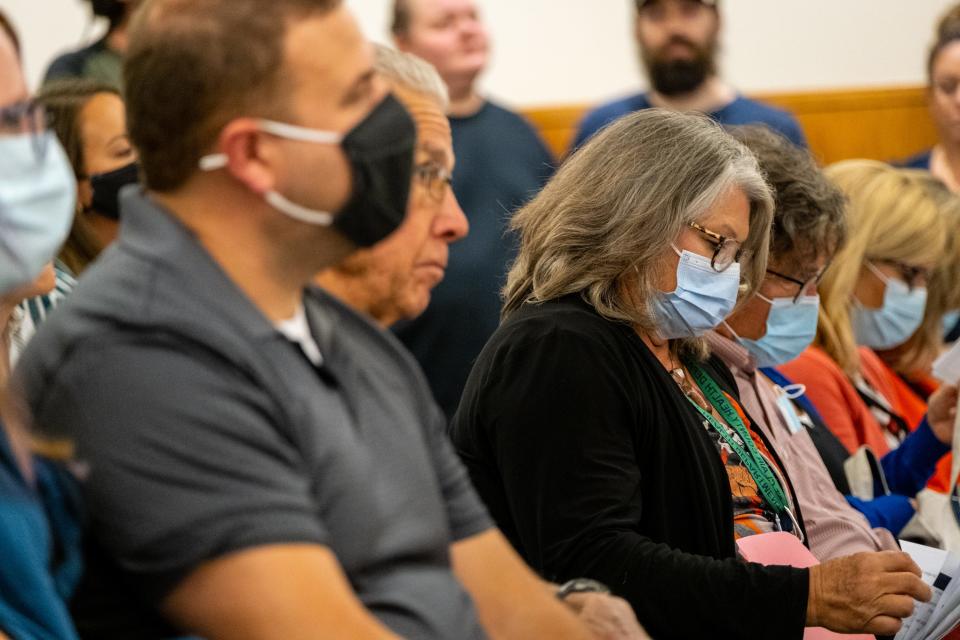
[0,425,83,640]
[43,37,123,90]
[899,150,932,170]
[573,92,807,151]
[394,100,555,419]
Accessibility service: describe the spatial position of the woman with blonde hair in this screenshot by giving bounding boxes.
[878,173,960,379]
[450,111,929,639]
[779,161,958,507]
[875,175,960,494]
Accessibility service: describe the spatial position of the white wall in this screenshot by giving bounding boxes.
[3,0,957,108]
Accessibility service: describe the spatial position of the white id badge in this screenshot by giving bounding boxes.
[776,394,804,435]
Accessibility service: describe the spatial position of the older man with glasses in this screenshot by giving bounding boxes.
[317,44,648,640]
[315,46,469,329]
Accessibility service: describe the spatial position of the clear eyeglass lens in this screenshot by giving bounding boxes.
[1,102,49,163]
[713,242,740,272]
[415,165,450,202]
[429,175,448,201]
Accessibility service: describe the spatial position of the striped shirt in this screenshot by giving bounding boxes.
[10,264,76,367]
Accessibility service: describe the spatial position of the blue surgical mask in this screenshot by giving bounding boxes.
[652,245,741,339]
[0,131,76,296]
[735,294,820,367]
[851,263,927,350]
[943,310,960,336]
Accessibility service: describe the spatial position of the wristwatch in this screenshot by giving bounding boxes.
[555,578,611,601]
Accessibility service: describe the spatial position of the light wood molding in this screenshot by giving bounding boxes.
[521,85,938,166]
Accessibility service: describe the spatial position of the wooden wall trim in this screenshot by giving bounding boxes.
[520,85,938,167]
[754,86,929,113]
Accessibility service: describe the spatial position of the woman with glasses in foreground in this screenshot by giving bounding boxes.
[779,161,959,535]
[0,12,82,639]
[449,110,930,639]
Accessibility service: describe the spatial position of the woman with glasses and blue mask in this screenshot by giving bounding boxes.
[779,161,960,537]
[707,126,957,560]
[872,175,960,497]
[0,12,83,640]
[449,109,931,639]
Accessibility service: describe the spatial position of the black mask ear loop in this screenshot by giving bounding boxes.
[76,169,93,216]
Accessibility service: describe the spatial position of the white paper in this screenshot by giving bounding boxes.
[924,555,960,640]
[896,541,948,640]
[896,541,960,640]
[933,341,960,384]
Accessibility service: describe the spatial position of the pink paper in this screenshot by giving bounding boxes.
[737,533,873,640]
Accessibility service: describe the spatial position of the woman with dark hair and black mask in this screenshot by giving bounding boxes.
[36,78,138,276]
[9,79,139,367]
[42,0,141,90]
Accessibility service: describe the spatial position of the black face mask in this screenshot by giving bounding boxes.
[88,161,139,220]
[198,93,416,248]
[332,93,416,247]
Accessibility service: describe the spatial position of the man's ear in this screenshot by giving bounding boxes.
[215,119,276,195]
[710,7,722,36]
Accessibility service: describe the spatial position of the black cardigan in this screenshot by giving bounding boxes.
[450,295,809,639]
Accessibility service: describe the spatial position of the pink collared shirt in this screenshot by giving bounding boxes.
[706,332,898,560]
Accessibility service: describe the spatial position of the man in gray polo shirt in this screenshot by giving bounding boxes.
[13,0,603,638]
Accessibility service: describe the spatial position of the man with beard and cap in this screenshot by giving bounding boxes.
[13,0,634,638]
[572,0,806,150]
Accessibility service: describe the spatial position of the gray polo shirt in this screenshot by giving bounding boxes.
[14,190,491,639]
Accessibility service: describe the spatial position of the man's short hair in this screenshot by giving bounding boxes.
[391,0,412,37]
[88,0,129,32]
[727,125,847,269]
[124,0,341,192]
[634,0,718,12]
[0,9,20,57]
[374,45,448,110]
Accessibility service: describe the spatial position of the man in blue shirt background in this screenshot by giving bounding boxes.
[393,0,555,419]
[573,0,806,151]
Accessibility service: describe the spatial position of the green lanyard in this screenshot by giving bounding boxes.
[685,362,789,515]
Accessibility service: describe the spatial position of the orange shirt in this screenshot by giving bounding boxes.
[779,346,954,493]
[859,348,927,428]
[858,348,953,494]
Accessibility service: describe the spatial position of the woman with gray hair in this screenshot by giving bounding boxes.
[450,109,930,639]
